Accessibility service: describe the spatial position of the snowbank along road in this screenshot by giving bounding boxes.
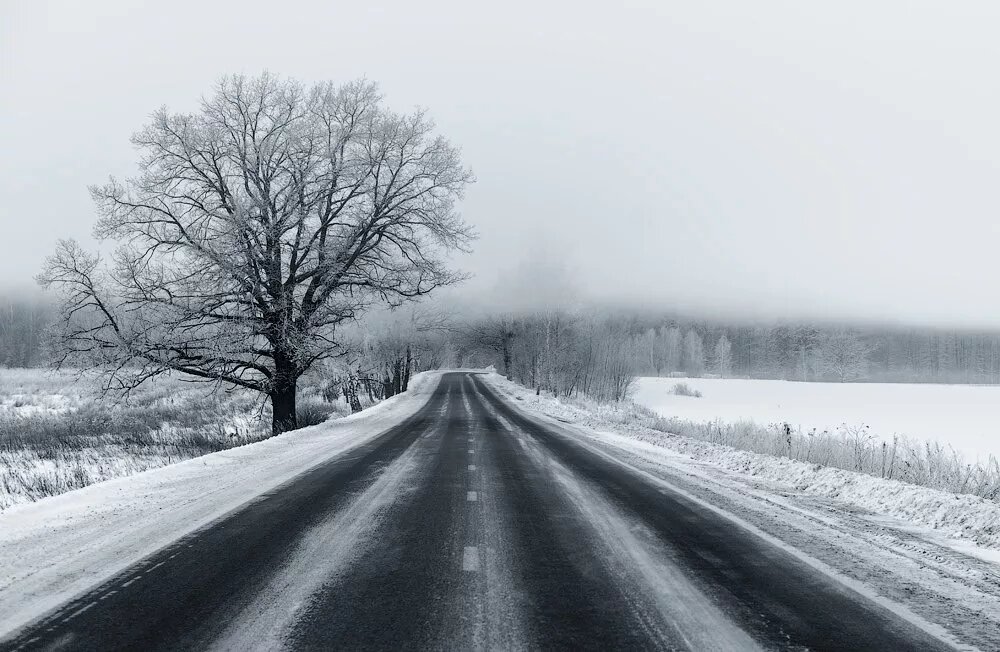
[0,372,977,650]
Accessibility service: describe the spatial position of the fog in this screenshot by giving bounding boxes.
[4,1,1000,326]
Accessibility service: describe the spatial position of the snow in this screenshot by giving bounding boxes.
[635,376,1000,461]
[0,371,441,637]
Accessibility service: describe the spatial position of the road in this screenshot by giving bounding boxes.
[2,372,956,651]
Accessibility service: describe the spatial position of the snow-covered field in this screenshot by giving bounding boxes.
[635,376,1000,461]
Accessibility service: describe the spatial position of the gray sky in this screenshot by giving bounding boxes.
[4,0,1000,326]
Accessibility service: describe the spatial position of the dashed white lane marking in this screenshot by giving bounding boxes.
[468,449,474,454]
[100,590,118,600]
[468,437,474,443]
[65,601,97,621]
[468,464,476,471]
[148,561,166,572]
[462,546,480,572]
[467,491,478,502]
[121,577,140,588]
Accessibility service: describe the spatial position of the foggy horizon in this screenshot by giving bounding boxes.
[6,1,1000,328]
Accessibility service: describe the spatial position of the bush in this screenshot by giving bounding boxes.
[322,381,341,403]
[636,411,1000,501]
[671,382,702,398]
[296,397,339,428]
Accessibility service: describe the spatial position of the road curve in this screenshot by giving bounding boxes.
[1,372,957,651]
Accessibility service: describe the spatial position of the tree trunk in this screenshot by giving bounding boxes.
[345,378,362,413]
[402,344,412,392]
[270,381,297,436]
[383,370,394,399]
[392,358,403,395]
[271,351,299,436]
[502,334,512,378]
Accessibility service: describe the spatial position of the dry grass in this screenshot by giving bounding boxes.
[542,386,1000,502]
[670,382,703,398]
[0,368,352,510]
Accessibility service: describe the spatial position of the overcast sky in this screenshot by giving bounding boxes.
[3,0,1000,326]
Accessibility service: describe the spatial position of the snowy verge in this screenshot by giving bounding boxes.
[482,374,1000,552]
[0,371,442,636]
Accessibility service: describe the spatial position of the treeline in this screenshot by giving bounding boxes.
[7,292,1000,389]
[337,312,456,410]
[623,320,1000,383]
[460,314,636,401]
[457,312,1000,395]
[0,294,51,368]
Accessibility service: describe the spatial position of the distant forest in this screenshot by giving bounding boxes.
[621,316,1000,384]
[0,294,49,368]
[5,292,1000,385]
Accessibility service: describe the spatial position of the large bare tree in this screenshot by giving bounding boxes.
[39,74,474,434]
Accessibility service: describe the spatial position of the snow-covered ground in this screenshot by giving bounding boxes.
[635,376,1000,461]
[0,371,440,637]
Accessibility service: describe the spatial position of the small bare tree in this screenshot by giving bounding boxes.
[817,330,873,382]
[39,74,474,434]
[713,334,732,378]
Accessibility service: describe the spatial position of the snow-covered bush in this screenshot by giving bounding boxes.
[671,383,702,398]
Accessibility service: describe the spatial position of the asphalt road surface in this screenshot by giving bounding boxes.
[1,372,956,651]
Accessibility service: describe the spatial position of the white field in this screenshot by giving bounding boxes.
[634,377,1000,461]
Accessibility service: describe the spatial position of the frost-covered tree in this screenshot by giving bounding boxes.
[664,326,683,373]
[817,331,872,382]
[0,292,52,367]
[342,307,452,406]
[713,334,732,378]
[468,315,517,378]
[639,328,662,376]
[683,330,705,376]
[39,74,474,434]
